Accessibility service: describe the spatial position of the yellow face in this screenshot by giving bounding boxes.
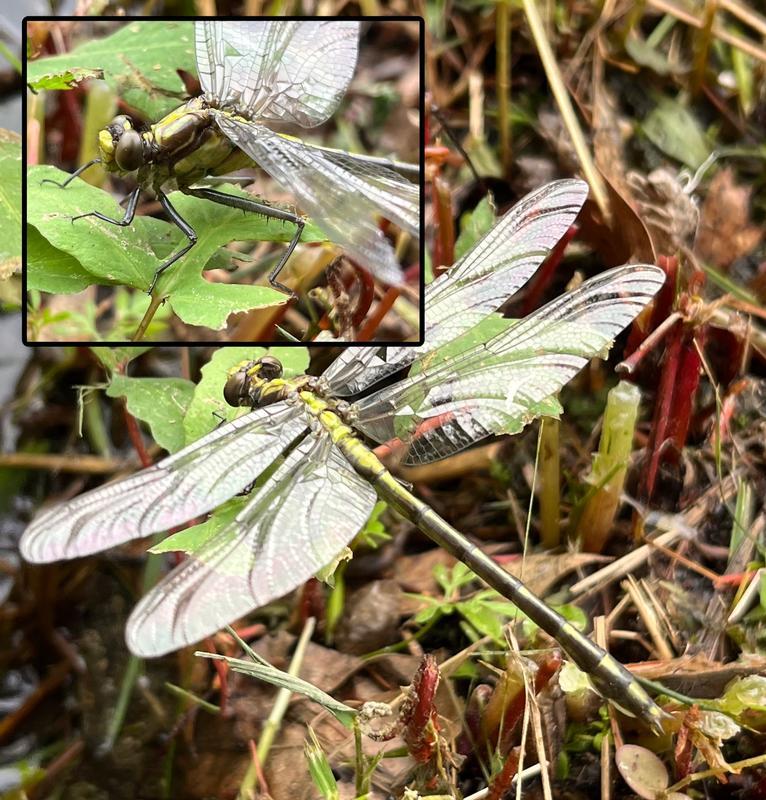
[97,115,143,174]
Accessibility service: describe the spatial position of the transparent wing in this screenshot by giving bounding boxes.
[20,404,307,563]
[195,20,359,127]
[125,434,377,657]
[214,114,418,284]
[322,179,589,396]
[351,265,665,465]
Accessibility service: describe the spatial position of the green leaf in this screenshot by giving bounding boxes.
[305,728,340,800]
[459,599,506,642]
[26,21,197,120]
[151,496,246,554]
[412,315,517,373]
[641,95,711,170]
[196,650,358,727]
[27,226,92,293]
[28,166,328,330]
[624,37,673,76]
[455,196,496,261]
[28,66,104,92]
[92,347,152,372]
[106,374,195,453]
[0,129,21,279]
[355,500,390,548]
[28,165,180,290]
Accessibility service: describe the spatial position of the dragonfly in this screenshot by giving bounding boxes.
[20,179,669,735]
[41,20,420,295]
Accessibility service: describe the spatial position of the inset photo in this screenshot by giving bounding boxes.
[25,18,423,344]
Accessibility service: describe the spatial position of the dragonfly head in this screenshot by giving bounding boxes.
[224,357,284,407]
[98,114,146,174]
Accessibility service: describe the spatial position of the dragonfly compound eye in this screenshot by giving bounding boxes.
[115,129,144,172]
[223,370,249,407]
[257,356,284,381]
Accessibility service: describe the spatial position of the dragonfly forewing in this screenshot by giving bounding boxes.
[125,433,377,657]
[322,179,589,396]
[20,403,307,563]
[196,20,360,127]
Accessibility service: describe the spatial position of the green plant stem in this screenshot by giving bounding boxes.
[133,293,164,341]
[496,0,511,173]
[538,417,560,549]
[238,616,316,799]
[100,550,163,753]
[576,381,641,553]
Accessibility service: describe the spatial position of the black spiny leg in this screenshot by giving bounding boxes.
[40,158,102,188]
[70,186,141,227]
[146,190,198,295]
[185,186,304,296]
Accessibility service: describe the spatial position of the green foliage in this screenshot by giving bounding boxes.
[454,195,496,261]
[562,705,611,758]
[305,728,339,800]
[408,562,586,646]
[354,500,391,549]
[29,66,104,91]
[715,675,766,730]
[107,374,195,454]
[0,130,21,277]
[197,630,358,728]
[27,21,197,120]
[28,166,330,330]
[641,94,712,170]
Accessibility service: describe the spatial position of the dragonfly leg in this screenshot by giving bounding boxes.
[146,191,198,294]
[185,186,304,296]
[40,158,102,188]
[70,187,141,226]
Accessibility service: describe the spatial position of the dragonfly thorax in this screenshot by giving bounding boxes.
[224,357,319,410]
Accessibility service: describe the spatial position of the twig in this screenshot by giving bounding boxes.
[521,0,609,217]
[721,0,766,38]
[647,0,766,64]
[621,576,675,661]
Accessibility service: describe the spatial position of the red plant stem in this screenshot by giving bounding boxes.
[373,410,457,459]
[496,652,562,755]
[666,330,704,451]
[618,311,680,375]
[205,637,229,715]
[351,266,376,328]
[520,223,579,316]
[457,683,492,756]
[298,577,325,625]
[357,286,400,341]
[642,310,703,502]
[487,746,521,800]
[713,569,757,589]
[247,740,270,796]
[432,174,454,273]
[649,256,678,332]
[642,319,683,500]
[623,256,674,361]
[402,655,440,764]
[123,407,152,469]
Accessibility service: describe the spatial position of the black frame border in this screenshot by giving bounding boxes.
[22,14,427,349]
